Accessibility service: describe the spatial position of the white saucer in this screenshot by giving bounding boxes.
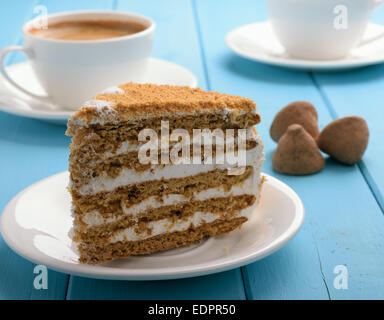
[0,58,198,125]
[226,21,384,71]
[0,172,304,281]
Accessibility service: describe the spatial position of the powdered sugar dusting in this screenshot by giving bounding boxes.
[82,99,117,119]
[79,99,117,124]
[101,86,125,95]
[83,99,115,109]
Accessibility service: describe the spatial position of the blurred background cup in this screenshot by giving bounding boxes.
[0,11,155,110]
[266,0,384,60]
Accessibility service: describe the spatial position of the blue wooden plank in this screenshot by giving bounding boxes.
[195,0,384,299]
[116,0,207,89]
[65,0,244,300]
[0,0,69,300]
[67,270,245,300]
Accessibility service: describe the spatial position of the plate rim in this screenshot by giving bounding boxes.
[0,58,198,122]
[0,171,304,280]
[225,21,384,71]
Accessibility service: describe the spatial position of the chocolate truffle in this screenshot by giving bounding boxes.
[273,124,324,175]
[270,101,319,142]
[317,116,369,165]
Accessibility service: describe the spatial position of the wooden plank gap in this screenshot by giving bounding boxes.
[191,0,211,91]
[240,267,251,300]
[65,276,73,300]
[112,0,118,11]
[357,161,384,214]
[309,72,339,119]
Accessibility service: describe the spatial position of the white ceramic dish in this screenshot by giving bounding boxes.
[0,58,198,125]
[0,172,304,281]
[226,21,384,71]
[0,10,156,109]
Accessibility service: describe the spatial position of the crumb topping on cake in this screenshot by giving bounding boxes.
[67,83,260,132]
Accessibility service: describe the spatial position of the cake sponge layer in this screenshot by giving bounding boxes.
[73,194,256,243]
[69,139,260,187]
[78,216,247,264]
[70,167,254,215]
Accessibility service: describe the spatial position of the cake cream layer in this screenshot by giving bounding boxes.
[75,143,263,196]
[68,135,261,187]
[69,116,260,161]
[74,197,259,246]
[80,164,262,227]
[109,204,256,244]
[103,126,257,158]
[71,166,256,217]
[68,127,261,187]
[72,126,259,160]
[77,216,248,264]
[72,194,257,244]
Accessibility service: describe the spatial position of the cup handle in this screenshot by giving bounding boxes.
[0,46,50,102]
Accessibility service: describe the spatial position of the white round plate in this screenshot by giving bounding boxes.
[0,171,304,281]
[0,58,198,125]
[226,21,384,71]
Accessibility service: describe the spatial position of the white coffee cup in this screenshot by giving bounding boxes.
[267,0,384,60]
[0,11,155,110]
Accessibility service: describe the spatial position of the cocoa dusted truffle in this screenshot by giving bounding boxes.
[273,124,324,175]
[317,116,369,165]
[270,101,319,142]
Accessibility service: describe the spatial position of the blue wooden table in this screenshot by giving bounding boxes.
[0,0,383,300]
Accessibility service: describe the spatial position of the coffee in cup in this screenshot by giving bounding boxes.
[28,20,147,41]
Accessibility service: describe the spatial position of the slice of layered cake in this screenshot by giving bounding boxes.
[66,83,264,264]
